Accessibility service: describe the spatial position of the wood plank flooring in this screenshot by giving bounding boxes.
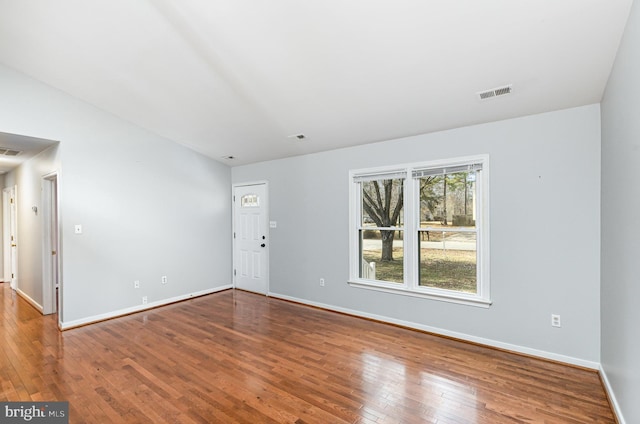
[0,284,615,423]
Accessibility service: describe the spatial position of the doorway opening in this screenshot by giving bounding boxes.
[2,186,18,290]
[42,172,61,323]
[233,182,269,295]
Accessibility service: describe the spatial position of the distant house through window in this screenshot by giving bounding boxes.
[349,155,491,307]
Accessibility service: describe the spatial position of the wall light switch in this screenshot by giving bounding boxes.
[269,221,277,228]
[74,224,82,234]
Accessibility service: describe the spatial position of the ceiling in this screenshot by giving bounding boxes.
[0,1,633,166]
[0,131,58,174]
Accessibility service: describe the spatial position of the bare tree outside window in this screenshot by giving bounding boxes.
[361,179,403,262]
[351,157,489,305]
[419,171,477,292]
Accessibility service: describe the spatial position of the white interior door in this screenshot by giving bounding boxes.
[8,186,17,290]
[233,183,268,294]
[42,173,61,316]
[2,188,10,284]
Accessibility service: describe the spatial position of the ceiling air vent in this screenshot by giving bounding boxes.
[0,147,21,156]
[287,133,306,141]
[477,85,512,101]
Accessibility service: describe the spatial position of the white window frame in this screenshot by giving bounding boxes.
[348,154,491,308]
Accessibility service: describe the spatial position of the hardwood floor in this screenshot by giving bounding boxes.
[1,284,615,423]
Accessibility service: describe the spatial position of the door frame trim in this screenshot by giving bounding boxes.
[42,171,62,322]
[2,187,10,284]
[232,181,269,295]
[2,186,18,290]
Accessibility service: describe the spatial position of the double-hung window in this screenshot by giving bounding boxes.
[349,155,490,307]
[354,171,406,284]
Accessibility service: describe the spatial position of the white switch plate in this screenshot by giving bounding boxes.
[74,224,82,234]
[269,221,277,228]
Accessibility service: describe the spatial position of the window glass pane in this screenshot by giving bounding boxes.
[241,194,259,208]
[351,158,487,304]
[360,230,404,283]
[419,231,477,293]
[419,171,476,229]
[360,179,404,227]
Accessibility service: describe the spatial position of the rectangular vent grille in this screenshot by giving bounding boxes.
[0,147,21,156]
[477,85,512,101]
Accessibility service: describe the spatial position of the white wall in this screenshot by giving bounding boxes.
[0,64,232,324]
[233,104,602,364]
[4,144,60,306]
[601,0,640,421]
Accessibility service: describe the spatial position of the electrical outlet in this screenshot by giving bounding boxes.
[551,314,561,328]
[142,296,148,305]
[134,280,140,289]
[320,278,325,287]
[161,276,167,284]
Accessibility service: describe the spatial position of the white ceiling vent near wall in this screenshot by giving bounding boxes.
[287,133,307,141]
[477,85,513,101]
[0,147,22,156]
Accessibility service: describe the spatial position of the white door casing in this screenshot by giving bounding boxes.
[1,186,19,290]
[42,172,61,317]
[2,188,9,284]
[233,183,268,295]
[2,187,13,285]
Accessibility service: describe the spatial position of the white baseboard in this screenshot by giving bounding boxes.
[599,365,626,424]
[17,288,44,313]
[60,285,232,330]
[268,292,600,370]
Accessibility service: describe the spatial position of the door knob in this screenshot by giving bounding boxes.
[260,243,266,248]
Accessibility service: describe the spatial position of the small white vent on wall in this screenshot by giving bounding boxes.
[477,85,513,100]
[0,147,21,156]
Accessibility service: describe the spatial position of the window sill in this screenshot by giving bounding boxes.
[347,280,492,308]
